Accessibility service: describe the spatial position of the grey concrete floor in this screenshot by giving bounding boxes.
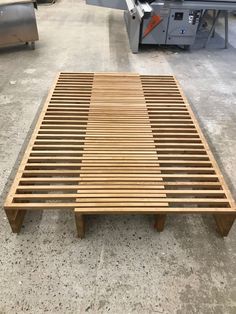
[0,1,236,313]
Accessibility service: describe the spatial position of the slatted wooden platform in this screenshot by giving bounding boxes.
[4,72,236,237]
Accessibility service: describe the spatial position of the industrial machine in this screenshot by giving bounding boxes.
[86,0,236,53]
[0,0,38,50]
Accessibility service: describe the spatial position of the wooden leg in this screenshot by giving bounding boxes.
[75,213,85,238]
[5,209,26,233]
[213,214,236,237]
[154,214,166,232]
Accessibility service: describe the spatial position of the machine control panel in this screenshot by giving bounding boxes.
[166,8,201,46]
[188,10,201,25]
[140,7,202,47]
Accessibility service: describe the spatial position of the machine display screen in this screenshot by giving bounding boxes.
[174,12,184,20]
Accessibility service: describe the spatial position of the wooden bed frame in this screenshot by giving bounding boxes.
[4,72,236,237]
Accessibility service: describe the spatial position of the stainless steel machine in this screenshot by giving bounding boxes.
[0,0,38,49]
[86,0,236,53]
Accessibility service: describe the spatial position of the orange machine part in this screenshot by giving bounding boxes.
[143,15,162,38]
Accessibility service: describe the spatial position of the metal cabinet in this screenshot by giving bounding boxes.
[0,0,39,49]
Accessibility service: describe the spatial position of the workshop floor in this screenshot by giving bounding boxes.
[0,1,236,313]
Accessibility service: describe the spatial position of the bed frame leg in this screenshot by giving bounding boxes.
[5,209,26,233]
[154,214,166,232]
[75,213,85,238]
[213,214,236,237]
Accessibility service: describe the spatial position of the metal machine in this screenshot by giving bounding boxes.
[0,0,38,50]
[86,0,236,53]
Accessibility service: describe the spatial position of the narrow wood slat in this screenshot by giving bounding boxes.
[4,203,169,210]
[73,207,235,214]
[25,162,213,168]
[16,183,221,189]
[16,188,224,195]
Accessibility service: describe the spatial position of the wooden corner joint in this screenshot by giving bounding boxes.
[4,209,26,234]
[74,212,85,238]
[213,213,236,237]
[154,214,167,232]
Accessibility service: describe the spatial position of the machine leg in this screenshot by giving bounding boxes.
[154,214,166,232]
[198,9,206,32]
[199,9,209,31]
[5,209,26,233]
[224,11,228,49]
[75,213,85,238]
[204,10,221,48]
[213,214,236,237]
[212,10,216,37]
[30,42,35,50]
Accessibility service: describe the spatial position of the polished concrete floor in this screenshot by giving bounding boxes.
[0,1,236,313]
